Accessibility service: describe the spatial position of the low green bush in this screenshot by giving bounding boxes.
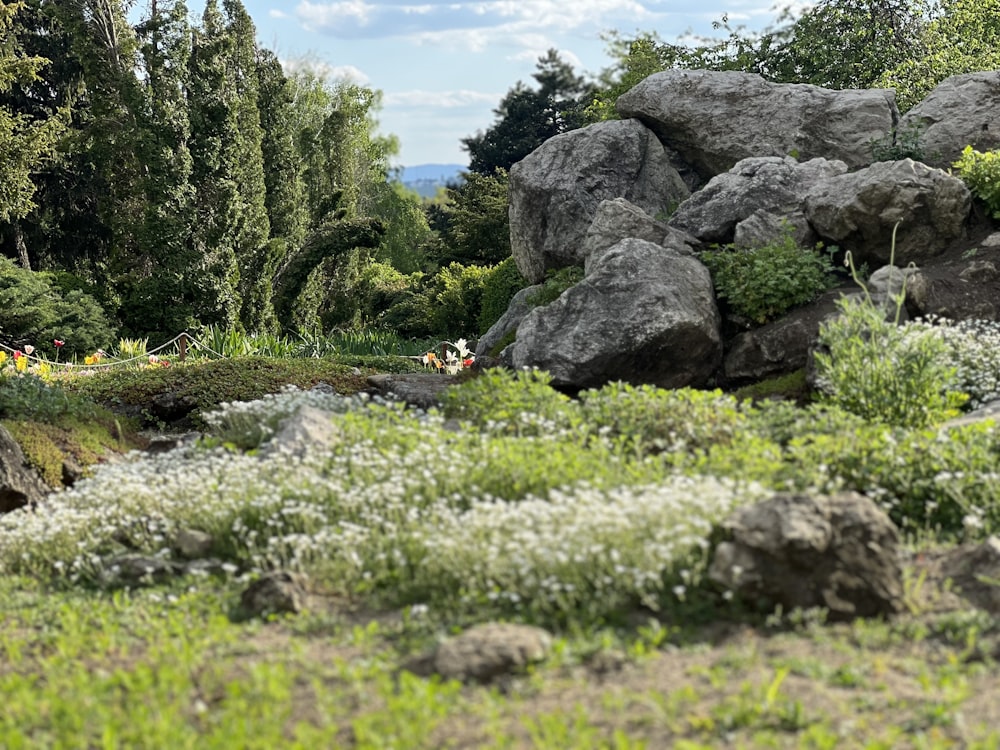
[814,296,967,428]
[700,231,837,324]
[953,146,1000,218]
[478,257,527,335]
[579,382,746,454]
[0,258,115,358]
[441,368,575,436]
[527,266,585,307]
[0,374,96,423]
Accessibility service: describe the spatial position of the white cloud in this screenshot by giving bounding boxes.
[268,8,289,19]
[296,0,376,31]
[279,57,372,84]
[384,89,502,108]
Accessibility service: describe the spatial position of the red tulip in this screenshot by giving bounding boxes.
[54,339,64,347]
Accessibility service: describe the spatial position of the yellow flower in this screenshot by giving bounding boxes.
[15,355,27,373]
[0,352,7,366]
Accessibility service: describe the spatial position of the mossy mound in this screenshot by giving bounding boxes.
[4,413,145,489]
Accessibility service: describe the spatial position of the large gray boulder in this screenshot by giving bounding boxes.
[669,156,848,243]
[900,71,1000,170]
[581,197,698,275]
[616,70,897,181]
[709,491,904,620]
[508,119,689,284]
[723,289,845,382]
[804,159,971,267]
[507,237,721,389]
[475,284,542,358]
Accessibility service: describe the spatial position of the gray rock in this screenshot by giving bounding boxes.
[240,571,310,617]
[101,555,183,587]
[174,528,215,559]
[508,237,722,389]
[709,491,904,620]
[723,290,845,382]
[475,284,543,359]
[0,424,50,513]
[867,264,921,310]
[508,119,689,284]
[670,156,848,244]
[432,623,552,683]
[733,209,816,250]
[581,197,697,276]
[260,405,341,458]
[899,71,1000,169]
[937,537,1000,614]
[616,69,897,180]
[804,159,971,267]
[904,267,1000,321]
[365,373,463,410]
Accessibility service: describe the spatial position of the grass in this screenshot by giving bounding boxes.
[5,348,1000,746]
[3,574,1000,748]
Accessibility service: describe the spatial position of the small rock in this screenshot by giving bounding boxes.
[709,491,904,620]
[102,555,182,587]
[431,623,552,683]
[240,571,310,618]
[174,528,214,559]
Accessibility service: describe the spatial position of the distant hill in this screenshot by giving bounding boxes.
[397,163,466,199]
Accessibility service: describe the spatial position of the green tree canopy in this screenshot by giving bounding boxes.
[463,50,593,174]
[0,1,64,224]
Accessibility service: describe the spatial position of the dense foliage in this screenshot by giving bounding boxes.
[700,233,838,324]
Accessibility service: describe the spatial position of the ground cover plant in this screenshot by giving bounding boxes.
[5,307,1000,745]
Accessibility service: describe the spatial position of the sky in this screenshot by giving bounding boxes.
[235,1,806,168]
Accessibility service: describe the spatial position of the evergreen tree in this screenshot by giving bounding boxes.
[463,50,593,174]
[221,0,273,333]
[187,0,242,330]
[256,47,307,255]
[119,0,199,337]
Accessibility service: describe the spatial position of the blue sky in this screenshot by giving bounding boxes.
[236,1,805,167]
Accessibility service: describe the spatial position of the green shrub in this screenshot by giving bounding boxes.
[527,266,585,307]
[700,232,837,324]
[441,368,576,436]
[0,375,96,423]
[427,262,491,338]
[870,122,925,163]
[814,296,967,428]
[478,257,527,335]
[953,146,1000,218]
[0,258,115,358]
[579,382,746,454]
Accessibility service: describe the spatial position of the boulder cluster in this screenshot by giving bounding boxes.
[481,69,1000,390]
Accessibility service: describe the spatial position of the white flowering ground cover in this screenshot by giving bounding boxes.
[0,387,770,624]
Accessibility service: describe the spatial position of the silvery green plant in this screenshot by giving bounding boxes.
[202,385,356,449]
[815,225,967,428]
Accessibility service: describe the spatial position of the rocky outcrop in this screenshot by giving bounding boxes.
[240,571,311,618]
[582,197,698,274]
[899,71,1000,170]
[723,290,845,382]
[709,491,904,620]
[0,424,50,514]
[804,159,971,267]
[475,284,542,359]
[506,237,721,389]
[508,118,689,284]
[616,69,898,181]
[670,156,847,243]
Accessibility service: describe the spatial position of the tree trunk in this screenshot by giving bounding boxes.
[13,224,30,270]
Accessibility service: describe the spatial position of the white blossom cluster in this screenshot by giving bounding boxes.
[907,317,1000,410]
[201,385,359,448]
[0,388,762,622]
